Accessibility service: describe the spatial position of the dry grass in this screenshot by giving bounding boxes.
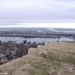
[0,41,75,75]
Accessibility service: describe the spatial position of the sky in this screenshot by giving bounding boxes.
[0,0,75,28]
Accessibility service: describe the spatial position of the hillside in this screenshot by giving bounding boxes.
[0,41,75,75]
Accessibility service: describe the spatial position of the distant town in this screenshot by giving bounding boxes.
[0,28,75,39]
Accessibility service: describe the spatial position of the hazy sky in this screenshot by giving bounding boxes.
[0,0,75,28]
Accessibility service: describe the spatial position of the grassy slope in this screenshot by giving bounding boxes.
[0,41,75,75]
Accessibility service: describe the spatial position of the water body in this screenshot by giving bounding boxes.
[0,37,74,43]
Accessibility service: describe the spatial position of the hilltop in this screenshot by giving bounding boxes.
[0,41,75,75]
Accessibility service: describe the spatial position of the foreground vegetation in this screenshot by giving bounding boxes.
[0,41,75,75]
[28,51,75,75]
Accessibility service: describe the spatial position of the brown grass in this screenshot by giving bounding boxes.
[0,41,75,75]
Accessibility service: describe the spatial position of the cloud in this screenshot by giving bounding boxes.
[0,0,75,25]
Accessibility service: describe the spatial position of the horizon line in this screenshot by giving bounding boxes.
[0,23,75,28]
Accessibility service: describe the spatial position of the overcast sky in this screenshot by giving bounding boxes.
[0,0,75,28]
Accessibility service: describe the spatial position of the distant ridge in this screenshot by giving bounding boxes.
[0,28,75,33]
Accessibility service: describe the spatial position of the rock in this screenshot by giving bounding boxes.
[72,67,75,71]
